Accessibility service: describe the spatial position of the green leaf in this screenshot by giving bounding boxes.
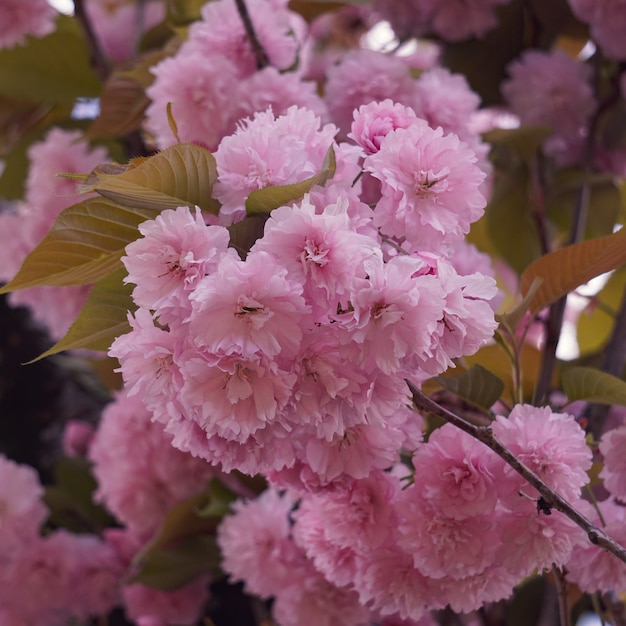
[227,215,268,259]
[195,479,237,519]
[43,456,115,533]
[245,145,336,215]
[0,198,154,293]
[562,366,626,406]
[577,268,626,356]
[130,534,220,590]
[32,267,135,361]
[434,364,505,411]
[81,143,220,214]
[131,485,229,589]
[0,15,100,103]
[520,227,626,314]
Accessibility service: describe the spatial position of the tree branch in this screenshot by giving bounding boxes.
[406,380,626,565]
[73,0,111,82]
[234,0,270,70]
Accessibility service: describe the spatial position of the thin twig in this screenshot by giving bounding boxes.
[553,566,571,626]
[73,0,111,81]
[234,0,270,69]
[406,381,626,564]
[585,286,626,439]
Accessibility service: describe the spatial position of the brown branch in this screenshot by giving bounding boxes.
[406,380,626,565]
[234,0,270,70]
[73,0,111,82]
[553,566,571,626]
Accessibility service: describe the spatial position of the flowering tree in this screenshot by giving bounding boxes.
[2,0,626,625]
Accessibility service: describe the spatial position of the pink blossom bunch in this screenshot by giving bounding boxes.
[145,0,325,150]
[213,106,346,224]
[0,128,110,339]
[217,404,593,621]
[600,424,626,501]
[0,0,57,49]
[0,455,125,625]
[88,390,215,536]
[373,0,510,42]
[324,50,420,137]
[568,0,626,60]
[501,49,596,165]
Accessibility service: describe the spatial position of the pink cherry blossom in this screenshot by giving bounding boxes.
[186,0,306,76]
[188,251,310,359]
[217,487,305,598]
[568,0,626,60]
[341,254,444,375]
[600,424,626,501]
[88,391,214,535]
[501,49,596,165]
[397,489,499,580]
[213,106,338,223]
[178,349,296,444]
[122,206,233,322]
[349,100,420,155]
[0,455,48,552]
[145,50,240,150]
[566,499,626,593]
[491,404,592,504]
[324,50,419,137]
[251,194,378,321]
[0,0,56,49]
[365,124,487,251]
[412,423,499,519]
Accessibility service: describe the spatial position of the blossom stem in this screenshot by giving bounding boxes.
[233,0,270,70]
[405,380,626,565]
[73,0,111,82]
[553,566,571,626]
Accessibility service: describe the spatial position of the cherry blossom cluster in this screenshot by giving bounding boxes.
[0,128,110,339]
[0,390,216,626]
[111,103,499,491]
[217,404,593,623]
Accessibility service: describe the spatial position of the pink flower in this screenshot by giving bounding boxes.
[568,0,626,60]
[122,206,233,322]
[324,50,419,137]
[272,562,372,626]
[497,501,586,577]
[599,425,626,501]
[25,128,109,224]
[186,0,306,76]
[397,489,499,580]
[213,106,338,223]
[342,254,444,375]
[189,251,310,360]
[217,487,304,598]
[179,349,296,444]
[413,68,481,142]
[87,0,165,63]
[491,404,592,504]
[365,124,487,251]
[62,420,96,458]
[88,391,214,535]
[349,100,420,155]
[233,67,328,124]
[566,499,626,593]
[0,0,56,49]
[501,49,596,164]
[352,547,435,621]
[251,195,378,321]
[145,50,240,149]
[0,455,48,552]
[412,423,499,519]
